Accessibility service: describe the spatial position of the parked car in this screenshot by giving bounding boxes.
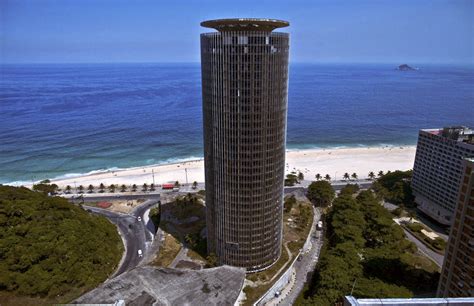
[137,216,142,222]
[138,249,143,257]
[316,221,323,230]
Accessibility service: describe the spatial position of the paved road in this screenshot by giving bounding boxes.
[401,227,444,268]
[82,198,160,277]
[384,202,445,267]
[280,208,323,305]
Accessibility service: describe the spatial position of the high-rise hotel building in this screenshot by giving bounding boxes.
[437,158,474,297]
[412,126,474,225]
[200,19,290,271]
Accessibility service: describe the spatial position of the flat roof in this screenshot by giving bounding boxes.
[201,18,289,32]
[345,296,474,305]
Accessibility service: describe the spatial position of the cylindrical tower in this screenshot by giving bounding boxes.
[200,18,290,272]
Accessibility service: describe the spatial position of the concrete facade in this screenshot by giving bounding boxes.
[200,18,290,271]
[437,158,474,297]
[412,127,474,225]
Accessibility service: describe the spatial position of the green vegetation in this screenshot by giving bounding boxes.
[372,170,414,206]
[307,180,335,207]
[151,234,181,267]
[298,190,439,306]
[407,223,423,232]
[154,193,208,266]
[297,171,304,181]
[32,180,58,195]
[285,173,299,186]
[339,183,360,196]
[284,195,296,213]
[149,207,160,229]
[403,222,446,253]
[0,186,123,305]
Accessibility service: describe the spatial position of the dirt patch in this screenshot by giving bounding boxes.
[106,199,144,213]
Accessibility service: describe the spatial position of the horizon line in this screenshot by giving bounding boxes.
[2,61,473,66]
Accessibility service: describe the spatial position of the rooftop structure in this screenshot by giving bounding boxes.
[344,296,474,306]
[411,126,474,225]
[437,158,474,297]
[200,18,290,271]
[75,266,246,305]
[201,18,289,32]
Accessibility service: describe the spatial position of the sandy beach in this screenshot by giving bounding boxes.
[46,146,416,188]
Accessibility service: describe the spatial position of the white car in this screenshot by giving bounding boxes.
[137,216,142,222]
[138,249,143,257]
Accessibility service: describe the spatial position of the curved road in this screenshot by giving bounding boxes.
[82,197,160,277]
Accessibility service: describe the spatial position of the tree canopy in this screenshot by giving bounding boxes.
[372,170,414,206]
[307,181,335,207]
[0,186,123,304]
[299,190,439,305]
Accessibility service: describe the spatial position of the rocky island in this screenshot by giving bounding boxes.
[397,64,417,71]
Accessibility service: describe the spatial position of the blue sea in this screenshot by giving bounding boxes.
[1,63,473,184]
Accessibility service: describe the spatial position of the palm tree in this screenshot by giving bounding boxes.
[343,172,350,181]
[108,184,116,193]
[99,183,105,193]
[351,173,358,180]
[87,184,94,193]
[150,183,155,191]
[65,185,72,194]
[142,183,148,192]
[120,184,127,192]
[297,172,304,181]
[324,174,331,181]
[78,185,84,193]
[378,170,384,178]
[132,184,137,192]
[315,173,321,181]
[368,171,375,180]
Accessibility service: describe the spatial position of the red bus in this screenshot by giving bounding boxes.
[162,183,175,190]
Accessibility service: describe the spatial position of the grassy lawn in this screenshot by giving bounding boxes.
[401,252,439,274]
[151,233,182,267]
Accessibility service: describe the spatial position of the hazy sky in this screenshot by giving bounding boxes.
[1,0,472,64]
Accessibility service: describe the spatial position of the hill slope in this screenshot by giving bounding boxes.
[0,186,123,305]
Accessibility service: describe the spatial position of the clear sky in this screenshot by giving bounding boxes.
[1,0,472,64]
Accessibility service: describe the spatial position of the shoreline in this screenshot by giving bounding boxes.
[8,145,417,188]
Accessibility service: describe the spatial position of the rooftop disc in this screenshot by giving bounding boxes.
[201,18,289,32]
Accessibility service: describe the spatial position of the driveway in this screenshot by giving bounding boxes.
[267,208,324,305]
[83,197,160,277]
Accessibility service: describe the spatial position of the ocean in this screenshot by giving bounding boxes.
[1,63,473,184]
